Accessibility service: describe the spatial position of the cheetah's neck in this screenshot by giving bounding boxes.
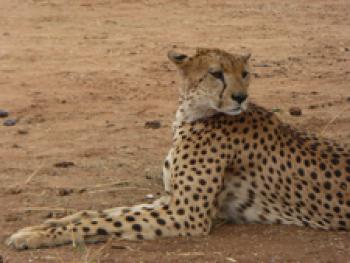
[172,98,217,132]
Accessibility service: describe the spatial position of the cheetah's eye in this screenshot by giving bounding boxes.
[241,70,249,79]
[209,70,224,82]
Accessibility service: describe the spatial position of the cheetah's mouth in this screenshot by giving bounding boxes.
[211,103,245,116]
[224,107,242,116]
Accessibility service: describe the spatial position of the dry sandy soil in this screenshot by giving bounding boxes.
[0,0,350,262]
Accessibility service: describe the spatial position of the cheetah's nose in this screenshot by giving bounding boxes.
[231,93,248,104]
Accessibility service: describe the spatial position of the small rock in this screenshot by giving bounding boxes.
[308,105,318,109]
[54,161,75,168]
[5,187,22,195]
[78,188,87,193]
[345,47,350,52]
[0,110,9,118]
[5,214,20,222]
[3,119,17,126]
[57,188,73,196]
[346,97,350,102]
[310,91,318,95]
[18,129,28,135]
[289,107,302,116]
[145,120,161,129]
[111,245,127,250]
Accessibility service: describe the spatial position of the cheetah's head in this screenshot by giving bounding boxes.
[168,48,251,120]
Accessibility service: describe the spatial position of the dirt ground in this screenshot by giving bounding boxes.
[0,0,350,262]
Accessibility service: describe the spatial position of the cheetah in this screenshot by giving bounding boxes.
[7,48,350,250]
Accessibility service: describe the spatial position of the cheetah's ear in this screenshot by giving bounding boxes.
[167,50,189,66]
[242,53,251,62]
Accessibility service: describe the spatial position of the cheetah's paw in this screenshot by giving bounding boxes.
[6,224,72,250]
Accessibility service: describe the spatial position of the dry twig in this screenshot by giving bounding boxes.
[321,105,349,135]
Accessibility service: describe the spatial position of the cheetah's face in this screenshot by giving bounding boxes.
[168,48,251,116]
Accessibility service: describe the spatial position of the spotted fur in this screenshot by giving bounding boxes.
[7,48,350,250]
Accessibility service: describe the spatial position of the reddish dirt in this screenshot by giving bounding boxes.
[1,0,350,262]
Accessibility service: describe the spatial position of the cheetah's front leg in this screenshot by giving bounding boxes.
[6,196,171,249]
[7,173,225,249]
[6,194,206,249]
